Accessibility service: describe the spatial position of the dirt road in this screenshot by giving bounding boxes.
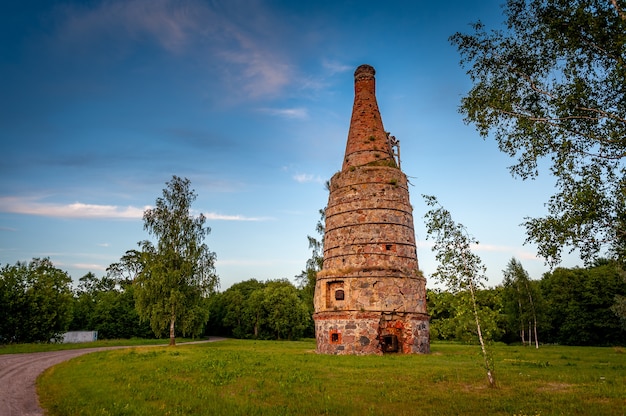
[0,339,225,416]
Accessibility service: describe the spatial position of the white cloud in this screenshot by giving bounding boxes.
[204,212,270,221]
[293,173,324,184]
[0,196,270,222]
[416,241,434,249]
[0,197,146,219]
[258,107,308,119]
[72,263,107,271]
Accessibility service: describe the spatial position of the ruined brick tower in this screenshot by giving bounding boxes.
[313,64,429,355]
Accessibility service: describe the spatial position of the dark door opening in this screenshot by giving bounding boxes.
[381,334,399,353]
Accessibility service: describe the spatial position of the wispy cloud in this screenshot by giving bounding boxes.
[72,263,108,271]
[55,0,205,54]
[0,196,270,222]
[258,107,308,119]
[416,240,539,261]
[293,173,325,184]
[53,0,298,99]
[322,59,352,75]
[471,243,539,260]
[216,258,300,266]
[0,197,147,219]
[204,212,270,221]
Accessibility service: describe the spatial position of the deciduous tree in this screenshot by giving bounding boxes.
[451,0,626,266]
[502,258,541,347]
[541,260,626,345]
[135,176,219,345]
[423,195,496,387]
[70,272,152,339]
[211,278,310,340]
[296,208,325,337]
[0,258,73,343]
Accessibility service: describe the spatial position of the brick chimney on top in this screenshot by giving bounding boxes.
[342,64,395,170]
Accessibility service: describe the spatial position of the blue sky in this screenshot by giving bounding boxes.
[1,0,582,290]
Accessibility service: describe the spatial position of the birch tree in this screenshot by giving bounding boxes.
[134,176,219,346]
[450,0,626,266]
[502,258,539,348]
[423,195,496,387]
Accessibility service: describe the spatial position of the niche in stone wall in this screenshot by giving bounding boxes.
[326,280,345,309]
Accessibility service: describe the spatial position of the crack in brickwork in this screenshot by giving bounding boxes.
[313,65,430,355]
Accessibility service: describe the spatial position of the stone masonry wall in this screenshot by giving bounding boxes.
[314,64,429,355]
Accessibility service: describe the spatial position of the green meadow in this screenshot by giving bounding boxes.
[38,339,625,416]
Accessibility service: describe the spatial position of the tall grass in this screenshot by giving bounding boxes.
[38,340,625,415]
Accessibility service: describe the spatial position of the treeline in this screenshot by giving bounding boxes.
[1,257,624,346]
[0,257,314,344]
[206,278,313,340]
[0,258,73,343]
[0,258,154,343]
[429,259,626,346]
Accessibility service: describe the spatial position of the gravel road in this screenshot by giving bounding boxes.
[0,338,225,416]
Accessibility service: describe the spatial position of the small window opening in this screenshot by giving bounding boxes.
[330,331,341,344]
[335,289,344,300]
[385,244,393,250]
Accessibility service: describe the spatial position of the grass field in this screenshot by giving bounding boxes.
[37,339,625,416]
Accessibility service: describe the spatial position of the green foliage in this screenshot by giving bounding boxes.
[69,273,152,339]
[501,258,547,346]
[540,260,626,345]
[612,294,626,330]
[428,288,506,343]
[295,208,325,337]
[429,260,626,347]
[423,195,488,292]
[423,195,496,386]
[133,176,219,344]
[0,258,73,343]
[208,279,310,340]
[451,0,626,266]
[39,340,626,416]
[364,158,398,168]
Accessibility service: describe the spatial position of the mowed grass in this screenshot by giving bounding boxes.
[38,339,626,416]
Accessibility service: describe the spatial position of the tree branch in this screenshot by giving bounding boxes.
[611,0,626,21]
[499,107,623,148]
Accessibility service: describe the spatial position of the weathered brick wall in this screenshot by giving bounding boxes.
[314,64,429,355]
[341,65,395,170]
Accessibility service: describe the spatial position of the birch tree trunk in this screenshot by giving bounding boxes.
[469,281,496,387]
[169,312,176,346]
